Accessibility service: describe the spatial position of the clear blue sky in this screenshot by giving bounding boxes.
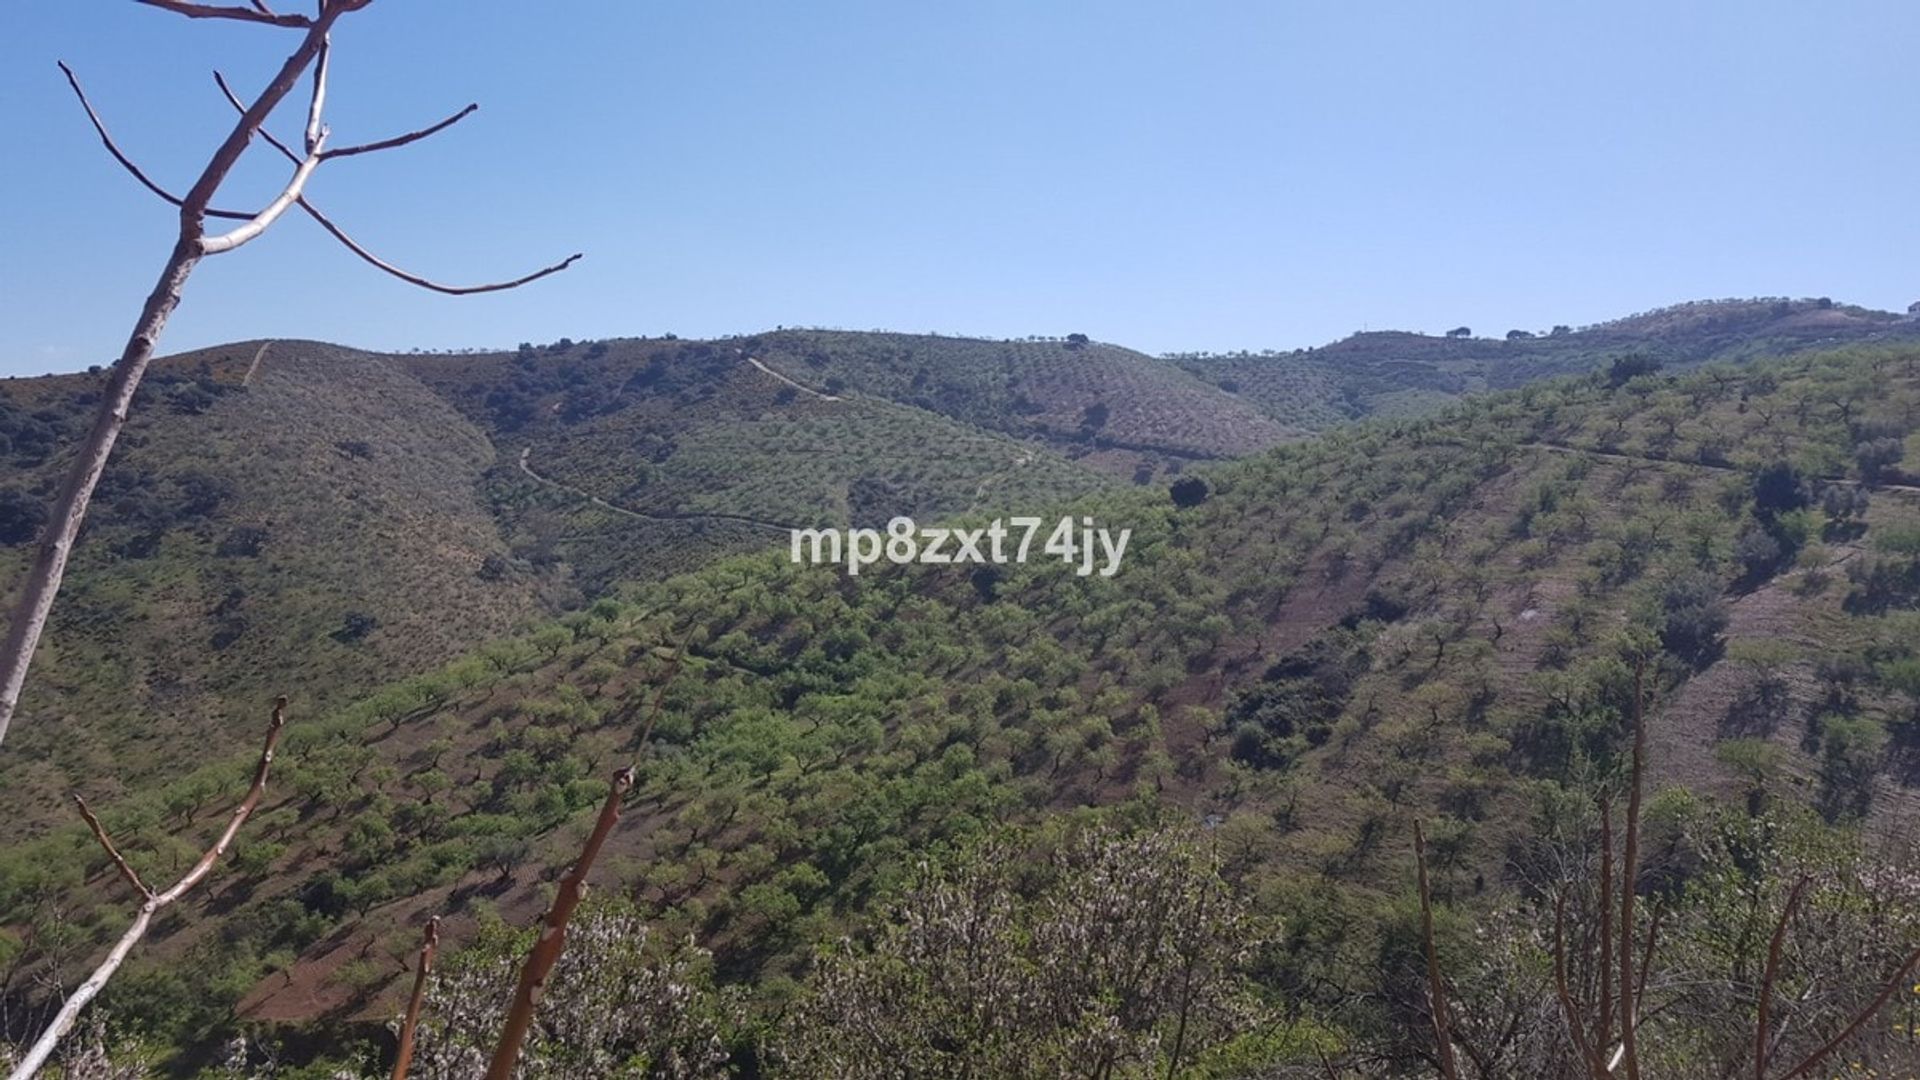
[2,1,1916,376]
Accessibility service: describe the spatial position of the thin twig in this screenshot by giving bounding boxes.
[214,71,584,294]
[1553,890,1602,1077]
[73,795,150,898]
[324,103,479,160]
[1773,942,1920,1080]
[57,62,253,222]
[1617,658,1648,1080]
[134,0,312,28]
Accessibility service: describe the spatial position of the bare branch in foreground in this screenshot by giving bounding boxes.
[390,916,439,1080]
[323,103,479,161]
[1772,941,1920,1080]
[484,637,689,1079]
[73,795,150,899]
[57,62,253,222]
[134,0,312,28]
[1414,819,1460,1080]
[303,33,330,155]
[0,8,335,754]
[1755,876,1810,1080]
[484,767,635,1080]
[199,146,324,254]
[215,70,584,294]
[4,698,287,1080]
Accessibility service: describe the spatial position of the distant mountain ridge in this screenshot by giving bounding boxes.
[1171,296,1920,428]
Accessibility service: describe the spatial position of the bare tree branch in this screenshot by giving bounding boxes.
[1414,819,1460,1080]
[5,698,287,1080]
[1755,876,1809,1080]
[323,103,478,161]
[484,767,634,1080]
[1553,891,1602,1078]
[485,637,689,1080]
[57,62,253,222]
[304,33,330,155]
[0,9,337,753]
[390,916,439,1080]
[215,71,584,294]
[73,794,150,899]
[199,144,323,254]
[1617,658,1648,1080]
[134,0,313,28]
[1773,942,1920,1080]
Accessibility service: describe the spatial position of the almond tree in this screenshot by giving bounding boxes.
[0,0,580,751]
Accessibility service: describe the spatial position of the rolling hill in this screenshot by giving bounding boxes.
[3,299,1914,842]
[1174,296,1920,429]
[9,336,1920,1071]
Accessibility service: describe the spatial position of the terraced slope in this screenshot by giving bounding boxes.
[12,344,1920,1068]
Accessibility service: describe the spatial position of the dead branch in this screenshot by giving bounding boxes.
[389,916,439,1080]
[1597,796,1614,1058]
[1772,942,1920,1080]
[304,33,330,154]
[1414,819,1459,1080]
[323,103,478,160]
[214,71,584,294]
[134,0,312,28]
[0,10,334,754]
[484,636,689,1079]
[1597,796,1614,1059]
[1754,876,1808,1080]
[72,795,148,898]
[5,698,286,1080]
[200,143,324,254]
[1616,659,1647,1080]
[56,63,252,221]
[1553,891,1602,1077]
[484,767,635,1080]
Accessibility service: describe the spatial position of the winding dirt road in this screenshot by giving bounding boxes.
[515,446,798,533]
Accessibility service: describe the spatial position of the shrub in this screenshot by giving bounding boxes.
[0,488,46,546]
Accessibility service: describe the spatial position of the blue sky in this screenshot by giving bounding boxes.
[2,1,1916,376]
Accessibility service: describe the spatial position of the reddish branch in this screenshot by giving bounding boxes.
[5,698,287,1080]
[1413,819,1459,1080]
[390,916,439,1080]
[323,103,479,160]
[483,638,688,1079]
[1616,659,1648,1080]
[1772,942,1920,1080]
[1553,891,1603,1077]
[484,767,635,1080]
[1755,877,1810,1080]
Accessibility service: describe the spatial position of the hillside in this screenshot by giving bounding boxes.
[2,304,1910,839]
[739,329,1298,475]
[0,337,1112,837]
[10,342,1920,1069]
[1176,297,1920,429]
